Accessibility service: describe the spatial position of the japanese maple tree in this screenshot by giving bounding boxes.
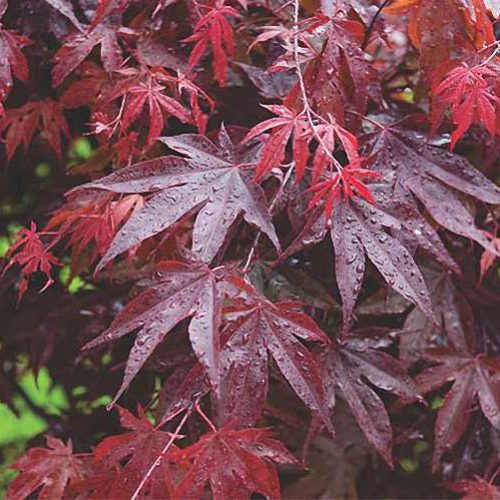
[1,0,500,498]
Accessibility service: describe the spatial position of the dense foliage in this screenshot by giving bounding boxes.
[1,0,500,498]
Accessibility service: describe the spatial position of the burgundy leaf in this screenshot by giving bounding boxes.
[219,276,333,430]
[92,406,178,498]
[7,436,82,499]
[80,127,280,267]
[367,125,500,253]
[42,0,83,30]
[317,337,420,466]
[52,22,123,86]
[172,425,297,500]
[83,261,222,404]
[415,347,500,469]
[282,196,435,331]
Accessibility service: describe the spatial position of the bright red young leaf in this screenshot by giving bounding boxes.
[433,62,500,148]
[0,98,70,159]
[309,118,360,182]
[317,333,420,467]
[219,276,333,430]
[415,347,500,469]
[446,475,500,500]
[83,260,224,405]
[243,104,310,181]
[173,425,298,500]
[243,106,360,182]
[184,2,239,87]
[307,162,380,215]
[2,222,60,303]
[46,192,143,272]
[92,406,178,498]
[107,68,193,144]
[79,126,280,268]
[7,436,82,499]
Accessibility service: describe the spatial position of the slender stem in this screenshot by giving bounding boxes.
[479,41,500,67]
[362,0,392,49]
[242,165,294,273]
[291,0,343,174]
[346,110,385,130]
[130,409,191,500]
[195,401,217,431]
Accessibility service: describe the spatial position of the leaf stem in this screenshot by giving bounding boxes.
[195,401,217,431]
[291,0,343,175]
[130,408,191,500]
[242,165,294,273]
[362,0,392,49]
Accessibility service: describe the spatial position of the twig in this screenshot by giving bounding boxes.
[242,165,294,273]
[130,408,191,500]
[362,0,392,49]
[479,40,500,67]
[195,401,217,431]
[291,0,343,174]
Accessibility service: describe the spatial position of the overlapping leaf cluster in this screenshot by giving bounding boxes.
[1,0,500,498]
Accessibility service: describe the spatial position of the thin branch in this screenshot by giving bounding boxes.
[362,0,392,50]
[242,165,294,273]
[130,409,191,500]
[195,401,217,431]
[291,0,343,175]
[479,40,500,67]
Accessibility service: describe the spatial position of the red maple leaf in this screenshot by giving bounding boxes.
[316,332,420,467]
[46,192,143,272]
[243,104,310,181]
[109,68,193,144]
[366,124,500,253]
[78,126,280,267]
[281,193,436,332]
[307,161,380,217]
[2,222,60,303]
[302,18,379,125]
[184,1,239,86]
[244,106,361,182]
[219,276,333,431]
[91,406,178,498]
[415,345,500,469]
[0,98,70,160]
[310,117,360,182]
[52,21,123,87]
[433,62,500,148]
[7,436,83,499]
[82,260,225,405]
[173,424,297,500]
[0,26,30,113]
